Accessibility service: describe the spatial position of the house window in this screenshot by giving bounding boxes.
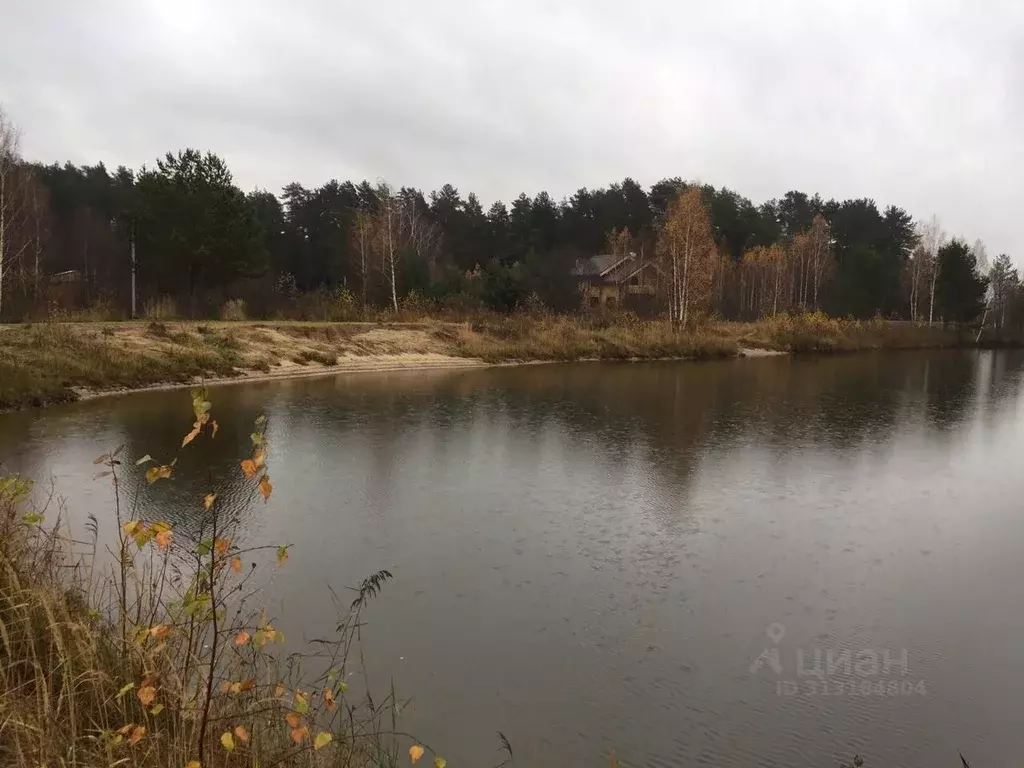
[629,275,640,286]
[588,296,600,308]
[606,297,617,309]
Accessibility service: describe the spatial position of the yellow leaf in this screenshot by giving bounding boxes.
[117,723,135,735]
[137,685,157,706]
[323,687,336,710]
[240,459,257,479]
[187,762,202,768]
[234,630,250,646]
[211,420,219,438]
[258,475,273,503]
[276,545,288,566]
[203,493,216,511]
[149,623,171,641]
[290,726,309,745]
[238,678,255,692]
[123,521,141,537]
[182,425,201,447]
[234,724,249,743]
[129,725,146,746]
[230,556,243,573]
[219,680,232,693]
[284,711,302,728]
[434,758,447,768]
[274,683,286,698]
[146,464,173,484]
[314,732,333,750]
[150,703,164,715]
[409,745,425,764]
[220,731,235,752]
[214,538,231,557]
[154,529,173,549]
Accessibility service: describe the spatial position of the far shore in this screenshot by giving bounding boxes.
[0,315,982,412]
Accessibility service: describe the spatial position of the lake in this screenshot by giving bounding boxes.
[2,350,1023,767]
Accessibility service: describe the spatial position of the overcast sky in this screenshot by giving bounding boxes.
[2,0,1021,258]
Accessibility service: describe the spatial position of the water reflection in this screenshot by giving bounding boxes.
[2,350,1024,767]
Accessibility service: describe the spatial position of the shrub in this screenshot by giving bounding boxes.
[220,298,248,321]
[0,393,432,768]
[143,295,178,320]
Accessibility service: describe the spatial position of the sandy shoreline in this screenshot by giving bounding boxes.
[73,353,491,402]
[69,346,789,404]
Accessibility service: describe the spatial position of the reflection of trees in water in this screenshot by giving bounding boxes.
[6,351,1024,545]
[275,352,1024,510]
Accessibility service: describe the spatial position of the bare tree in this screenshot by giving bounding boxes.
[918,215,945,325]
[0,107,30,319]
[352,209,373,307]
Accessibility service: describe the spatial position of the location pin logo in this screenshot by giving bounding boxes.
[767,623,786,645]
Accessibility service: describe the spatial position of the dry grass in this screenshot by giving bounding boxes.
[444,314,738,362]
[722,312,965,353]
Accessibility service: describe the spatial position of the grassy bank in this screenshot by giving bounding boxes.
[0,314,974,410]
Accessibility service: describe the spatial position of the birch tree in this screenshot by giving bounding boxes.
[0,108,30,319]
[656,188,716,327]
[917,215,945,325]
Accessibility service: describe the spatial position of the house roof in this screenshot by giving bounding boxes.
[572,254,620,277]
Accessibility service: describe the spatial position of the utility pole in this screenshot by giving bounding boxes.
[130,224,137,319]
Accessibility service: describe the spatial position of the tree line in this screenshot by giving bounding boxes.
[0,107,1008,326]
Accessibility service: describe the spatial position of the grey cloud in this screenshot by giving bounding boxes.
[1,0,1021,258]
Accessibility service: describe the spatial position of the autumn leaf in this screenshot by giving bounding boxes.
[314,732,333,750]
[234,724,249,743]
[149,623,170,641]
[137,685,157,706]
[154,528,173,549]
[182,425,201,447]
[258,475,273,503]
[129,725,146,746]
[150,703,164,715]
[293,691,309,714]
[323,687,336,710]
[117,723,135,736]
[186,762,202,768]
[240,459,257,479]
[230,556,243,573]
[276,544,288,566]
[284,712,302,728]
[409,745,425,764]
[275,683,286,698]
[434,758,447,768]
[123,521,142,537]
[116,682,135,699]
[214,538,231,557]
[234,630,250,646]
[203,493,216,511]
[220,731,235,752]
[219,681,232,694]
[146,464,173,484]
[290,726,309,745]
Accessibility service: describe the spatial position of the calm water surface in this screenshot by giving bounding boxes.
[2,351,1023,766]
